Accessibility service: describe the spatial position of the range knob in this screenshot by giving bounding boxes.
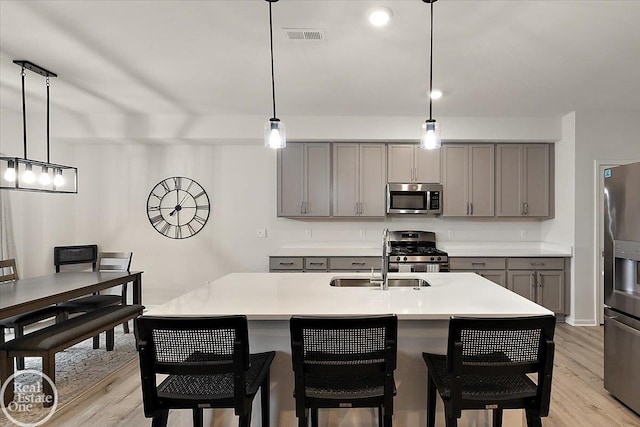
[430,256,435,261]
[396,256,401,261]
[437,257,442,261]
[403,256,408,261]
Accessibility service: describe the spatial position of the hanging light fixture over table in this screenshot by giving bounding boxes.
[1,60,78,193]
[420,0,441,150]
[264,0,286,149]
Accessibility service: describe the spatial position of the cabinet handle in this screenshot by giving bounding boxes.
[530,262,545,266]
[521,203,524,215]
[469,203,473,215]
[530,273,537,298]
[466,202,470,215]
[279,262,294,266]
[539,273,543,288]
[471,262,486,265]
[352,262,366,265]
[301,203,304,214]
[410,167,414,181]
[309,262,324,266]
[524,202,528,215]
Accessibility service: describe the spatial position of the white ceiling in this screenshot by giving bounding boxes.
[1,0,639,122]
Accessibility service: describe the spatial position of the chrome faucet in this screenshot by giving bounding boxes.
[381,228,390,290]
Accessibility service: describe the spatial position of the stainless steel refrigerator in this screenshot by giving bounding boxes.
[604,161,640,414]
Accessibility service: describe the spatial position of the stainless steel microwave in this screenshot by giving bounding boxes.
[386,183,443,215]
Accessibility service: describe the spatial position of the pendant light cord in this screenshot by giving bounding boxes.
[46,77,50,163]
[429,1,434,121]
[269,1,277,119]
[21,67,27,159]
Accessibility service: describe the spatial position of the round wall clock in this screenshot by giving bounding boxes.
[146,177,210,239]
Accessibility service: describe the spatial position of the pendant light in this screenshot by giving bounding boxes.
[1,60,78,193]
[264,0,286,149]
[420,0,441,150]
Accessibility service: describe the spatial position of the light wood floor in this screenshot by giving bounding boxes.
[47,323,640,427]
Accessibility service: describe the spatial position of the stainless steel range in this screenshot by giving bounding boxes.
[387,230,449,273]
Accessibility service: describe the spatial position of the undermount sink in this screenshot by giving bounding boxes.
[329,277,430,288]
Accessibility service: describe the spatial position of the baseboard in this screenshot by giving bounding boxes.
[566,318,599,326]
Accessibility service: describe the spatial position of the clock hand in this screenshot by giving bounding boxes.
[169,192,191,217]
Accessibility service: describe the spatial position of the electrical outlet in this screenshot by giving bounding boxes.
[359,229,366,238]
[257,228,267,238]
[520,229,527,239]
[305,229,312,238]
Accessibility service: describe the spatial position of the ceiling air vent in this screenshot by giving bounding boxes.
[283,28,325,41]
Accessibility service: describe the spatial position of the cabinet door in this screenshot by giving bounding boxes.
[468,144,495,216]
[523,144,550,217]
[508,270,536,301]
[332,143,359,216]
[496,144,524,216]
[476,270,507,287]
[537,270,564,313]
[359,144,387,217]
[277,144,305,216]
[305,144,331,216]
[442,145,469,216]
[387,144,414,182]
[414,146,441,183]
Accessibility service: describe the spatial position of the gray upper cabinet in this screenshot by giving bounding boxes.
[387,144,441,183]
[496,144,550,217]
[333,143,386,217]
[442,144,494,217]
[277,143,331,217]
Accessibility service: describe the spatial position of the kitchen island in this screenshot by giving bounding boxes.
[145,272,552,426]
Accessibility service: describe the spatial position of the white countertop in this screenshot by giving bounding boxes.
[271,242,572,258]
[146,272,552,320]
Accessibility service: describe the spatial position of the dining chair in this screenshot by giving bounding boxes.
[0,259,62,370]
[422,315,556,427]
[59,252,133,336]
[290,314,398,427]
[135,315,275,427]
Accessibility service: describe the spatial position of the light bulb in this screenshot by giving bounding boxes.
[39,166,51,185]
[264,119,286,149]
[269,129,282,148]
[23,164,35,183]
[420,120,441,150]
[4,161,16,182]
[54,169,65,187]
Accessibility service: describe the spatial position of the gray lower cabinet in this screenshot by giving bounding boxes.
[269,257,304,271]
[507,258,565,313]
[328,257,380,272]
[450,256,567,313]
[269,256,379,272]
[449,257,507,287]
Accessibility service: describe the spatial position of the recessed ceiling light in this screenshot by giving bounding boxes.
[368,7,393,27]
[430,89,443,100]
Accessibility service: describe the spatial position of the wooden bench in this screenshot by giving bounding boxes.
[0,304,144,406]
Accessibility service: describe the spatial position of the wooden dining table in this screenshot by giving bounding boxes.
[0,271,143,321]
